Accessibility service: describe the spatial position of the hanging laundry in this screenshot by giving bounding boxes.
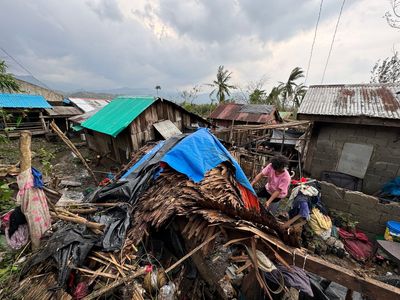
[16,168,51,249]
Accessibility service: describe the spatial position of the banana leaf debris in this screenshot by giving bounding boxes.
[1,129,399,299]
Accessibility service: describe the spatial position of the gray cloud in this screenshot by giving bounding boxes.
[0,0,393,94]
[86,0,123,22]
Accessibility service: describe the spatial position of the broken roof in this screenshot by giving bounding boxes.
[0,93,52,109]
[68,107,102,124]
[82,96,156,137]
[298,83,400,120]
[67,97,111,113]
[44,106,81,117]
[209,103,279,123]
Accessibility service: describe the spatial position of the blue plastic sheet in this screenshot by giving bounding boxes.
[121,141,165,179]
[161,128,256,195]
[382,176,400,196]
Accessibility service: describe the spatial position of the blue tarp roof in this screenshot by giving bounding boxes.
[0,93,52,108]
[122,128,256,195]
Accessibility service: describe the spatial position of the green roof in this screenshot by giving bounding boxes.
[82,96,156,137]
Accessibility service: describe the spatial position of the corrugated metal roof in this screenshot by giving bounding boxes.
[209,103,278,123]
[0,93,52,108]
[82,96,156,137]
[68,97,111,113]
[68,107,102,124]
[45,106,81,116]
[298,83,400,119]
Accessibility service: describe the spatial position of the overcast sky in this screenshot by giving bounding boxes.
[0,0,399,94]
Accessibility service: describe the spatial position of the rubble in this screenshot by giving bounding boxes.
[0,128,400,299]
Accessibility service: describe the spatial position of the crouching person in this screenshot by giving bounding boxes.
[251,155,291,213]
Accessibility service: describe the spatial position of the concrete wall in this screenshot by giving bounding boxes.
[320,181,400,237]
[307,123,400,194]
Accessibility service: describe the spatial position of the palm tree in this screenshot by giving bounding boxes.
[209,65,236,103]
[279,67,304,109]
[266,86,283,108]
[155,85,161,96]
[0,61,20,92]
[293,84,307,108]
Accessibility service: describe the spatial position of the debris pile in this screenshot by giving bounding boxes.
[1,128,400,299]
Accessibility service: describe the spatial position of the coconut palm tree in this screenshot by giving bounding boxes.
[0,61,20,93]
[209,65,236,103]
[279,67,304,109]
[265,86,283,108]
[293,84,307,108]
[155,85,161,96]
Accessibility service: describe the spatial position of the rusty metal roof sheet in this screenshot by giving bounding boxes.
[298,83,400,120]
[68,97,111,113]
[45,106,81,116]
[209,103,278,123]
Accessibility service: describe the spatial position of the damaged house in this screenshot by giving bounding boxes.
[298,83,400,194]
[0,93,52,137]
[209,103,282,128]
[80,96,211,163]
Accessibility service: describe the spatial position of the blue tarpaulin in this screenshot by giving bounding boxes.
[161,128,256,195]
[121,129,256,195]
[121,141,166,179]
[382,176,400,196]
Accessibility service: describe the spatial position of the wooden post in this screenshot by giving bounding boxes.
[20,131,32,172]
[39,111,47,133]
[229,119,235,144]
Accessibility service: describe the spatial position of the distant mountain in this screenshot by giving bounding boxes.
[67,91,117,100]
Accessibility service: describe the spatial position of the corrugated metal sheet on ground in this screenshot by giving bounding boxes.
[68,97,111,113]
[82,96,156,137]
[153,120,182,139]
[45,106,81,116]
[298,84,400,120]
[210,103,277,123]
[0,93,52,108]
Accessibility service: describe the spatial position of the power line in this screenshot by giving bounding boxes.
[305,0,324,85]
[0,46,51,90]
[321,0,346,84]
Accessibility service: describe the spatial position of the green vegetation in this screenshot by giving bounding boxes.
[180,102,217,118]
[0,181,15,213]
[38,147,55,177]
[0,61,20,93]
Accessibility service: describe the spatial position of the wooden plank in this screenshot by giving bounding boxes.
[279,251,400,300]
[236,226,400,299]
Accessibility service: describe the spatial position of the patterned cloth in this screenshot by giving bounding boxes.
[5,224,29,250]
[16,168,51,249]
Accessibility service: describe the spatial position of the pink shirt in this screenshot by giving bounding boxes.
[261,163,291,198]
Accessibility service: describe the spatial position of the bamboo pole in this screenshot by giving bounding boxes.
[82,267,147,300]
[50,121,97,183]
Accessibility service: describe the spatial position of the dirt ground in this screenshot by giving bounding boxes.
[0,136,120,199]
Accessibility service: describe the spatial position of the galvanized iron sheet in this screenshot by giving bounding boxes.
[298,84,400,119]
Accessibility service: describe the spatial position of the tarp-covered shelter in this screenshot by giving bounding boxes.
[81,96,211,163]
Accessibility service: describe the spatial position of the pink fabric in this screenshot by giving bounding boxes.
[261,163,291,198]
[16,168,51,249]
[5,224,29,250]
